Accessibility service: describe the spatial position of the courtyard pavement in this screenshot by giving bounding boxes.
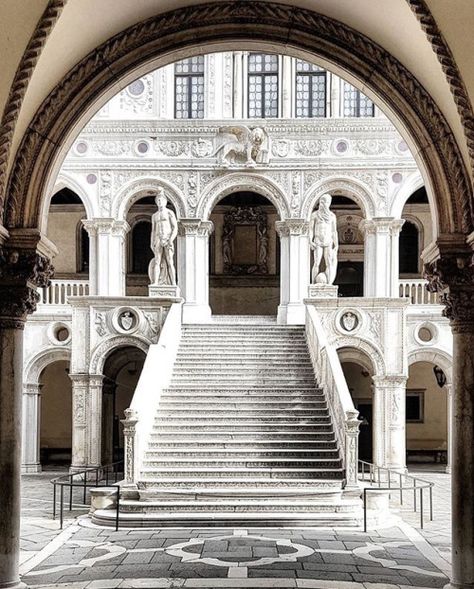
[19,467,452,589]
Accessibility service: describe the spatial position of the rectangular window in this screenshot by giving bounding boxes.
[343,82,374,117]
[406,389,425,423]
[174,57,205,119]
[296,60,326,118]
[248,53,279,118]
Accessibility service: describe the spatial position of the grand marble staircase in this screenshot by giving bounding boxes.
[97,317,361,526]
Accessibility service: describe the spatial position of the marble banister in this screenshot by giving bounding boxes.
[305,305,361,491]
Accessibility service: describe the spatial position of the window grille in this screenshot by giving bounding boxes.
[174,57,205,119]
[248,54,279,118]
[296,59,326,118]
[343,82,374,117]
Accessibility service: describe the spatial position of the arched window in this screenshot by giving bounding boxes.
[130,221,153,274]
[399,220,420,275]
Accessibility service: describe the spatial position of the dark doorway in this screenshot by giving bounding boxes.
[356,402,373,462]
[335,262,364,297]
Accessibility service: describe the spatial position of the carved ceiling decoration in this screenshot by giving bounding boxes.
[2,1,472,236]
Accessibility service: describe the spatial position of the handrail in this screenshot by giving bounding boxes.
[305,305,360,490]
[399,278,439,305]
[51,461,123,529]
[122,301,183,484]
[359,460,434,531]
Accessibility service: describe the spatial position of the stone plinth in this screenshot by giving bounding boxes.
[148,284,180,298]
[308,284,339,299]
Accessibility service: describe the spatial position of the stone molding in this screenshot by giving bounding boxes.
[0,0,68,214]
[4,2,470,234]
[359,217,405,236]
[178,219,214,237]
[83,218,130,236]
[0,246,54,327]
[406,0,474,182]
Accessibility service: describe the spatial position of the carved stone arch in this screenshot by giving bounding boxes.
[24,346,71,385]
[4,2,472,236]
[408,348,453,385]
[302,177,375,220]
[198,173,290,220]
[114,177,187,221]
[42,172,95,232]
[89,335,149,375]
[391,171,426,219]
[332,336,386,377]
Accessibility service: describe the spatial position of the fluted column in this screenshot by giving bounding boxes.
[0,238,53,589]
[83,219,130,296]
[276,219,309,325]
[425,243,474,589]
[21,383,43,473]
[360,218,404,297]
[178,219,213,323]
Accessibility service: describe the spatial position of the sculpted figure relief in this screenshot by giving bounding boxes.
[149,188,178,286]
[215,125,268,167]
[310,193,338,284]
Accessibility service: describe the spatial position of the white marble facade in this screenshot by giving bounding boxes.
[23,51,452,475]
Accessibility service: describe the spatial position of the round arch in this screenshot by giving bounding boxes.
[114,177,187,221]
[301,177,375,220]
[89,335,149,375]
[4,2,471,238]
[198,173,289,220]
[408,348,453,385]
[333,336,386,376]
[42,173,95,230]
[391,171,426,220]
[337,346,375,376]
[24,346,71,385]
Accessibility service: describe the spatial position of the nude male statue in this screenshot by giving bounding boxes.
[149,189,178,285]
[310,193,338,284]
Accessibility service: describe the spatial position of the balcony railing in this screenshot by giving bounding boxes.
[39,279,90,305]
[399,279,439,305]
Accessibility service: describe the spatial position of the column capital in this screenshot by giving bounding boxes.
[275,219,309,237]
[359,217,404,236]
[83,218,130,236]
[23,383,43,395]
[178,219,214,236]
[423,236,474,329]
[372,375,407,387]
[0,243,54,328]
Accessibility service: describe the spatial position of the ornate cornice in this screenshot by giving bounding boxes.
[178,219,214,237]
[406,0,474,192]
[275,219,309,236]
[0,246,54,327]
[0,0,68,215]
[3,1,471,235]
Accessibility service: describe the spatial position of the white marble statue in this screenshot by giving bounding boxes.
[310,193,338,284]
[149,188,178,285]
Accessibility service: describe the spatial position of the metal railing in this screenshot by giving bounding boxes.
[39,279,89,305]
[399,278,439,305]
[51,461,123,529]
[359,460,434,532]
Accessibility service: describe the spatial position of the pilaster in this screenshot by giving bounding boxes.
[276,219,309,325]
[21,383,43,473]
[178,219,214,323]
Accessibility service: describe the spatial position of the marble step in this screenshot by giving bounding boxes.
[142,458,342,469]
[162,391,324,399]
[137,485,343,500]
[172,368,316,376]
[174,359,313,366]
[155,409,330,418]
[158,401,328,410]
[147,439,338,449]
[120,500,356,514]
[150,431,336,441]
[138,477,344,489]
[144,448,340,458]
[139,467,344,479]
[164,387,323,394]
[170,378,317,385]
[152,424,333,433]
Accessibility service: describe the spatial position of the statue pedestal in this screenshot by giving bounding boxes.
[308,284,339,299]
[148,284,181,298]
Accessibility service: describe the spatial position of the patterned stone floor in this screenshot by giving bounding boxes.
[19,467,452,589]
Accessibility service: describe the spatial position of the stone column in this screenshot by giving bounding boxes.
[276,220,310,325]
[233,51,244,118]
[121,408,139,484]
[361,218,404,297]
[282,56,293,118]
[425,245,474,588]
[89,375,103,467]
[21,383,43,473]
[0,239,53,589]
[178,219,213,323]
[446,384,453,474]
[83,219,129,296]
[372,375,407,471]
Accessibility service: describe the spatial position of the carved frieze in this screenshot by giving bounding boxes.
[222,206,268,275]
